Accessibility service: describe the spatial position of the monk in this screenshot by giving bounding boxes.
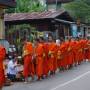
[86,40,90,61]
[78,39,85,64]
[81,38,88,61]
[56,39,61,69]
[60,41,67,70]
[48,36,57,75]
[34,39,44,80]
[73,38,80,65]
[73,40,79,66]
[0,45,6,90]
[56,39,64,70]
[23,41,34,83]
[67,37,75,69]
[56,39,68,71]
[39,37,49,77]
[63,40,70,70]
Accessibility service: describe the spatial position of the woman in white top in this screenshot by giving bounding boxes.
[7,56,17,82]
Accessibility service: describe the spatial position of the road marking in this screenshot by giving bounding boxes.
[50,71,90,90]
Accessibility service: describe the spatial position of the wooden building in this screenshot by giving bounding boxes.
[4,0,75,45]
[5,9,74,44]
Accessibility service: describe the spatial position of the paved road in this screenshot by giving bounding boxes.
[4,61,90,90]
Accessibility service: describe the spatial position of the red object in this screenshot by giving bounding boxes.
[43,43,49,76]
[23,55,34,77]
[0,45,6,87]
[23,42,35,78]
[48,42,57,72]
[35,43,44,77]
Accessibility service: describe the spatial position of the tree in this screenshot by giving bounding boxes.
[63,0,90,23]
[5,0,45,13]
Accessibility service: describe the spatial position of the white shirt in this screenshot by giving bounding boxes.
[7,60,17,75]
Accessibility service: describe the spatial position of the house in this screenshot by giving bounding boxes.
[5,9,74,44]
[4,0,75,44]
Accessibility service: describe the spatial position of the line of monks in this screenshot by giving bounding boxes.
[22,36,90,82]
[0,36,90,89]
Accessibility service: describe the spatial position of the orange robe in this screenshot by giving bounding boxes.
[83,39,88,60]
[73,41,78,64]
[63,41,70,67]
[59,43,67,68]
[0,45,6,87]
[56,44,61,68]
[86,40,90,60]
[67,41,75,65]
[48,42,57,72]
[78,40,84,62]
[43,43,49,76]
[56,42,68,68]
[74,41,80,63]
[56,43,65,68]
[23,42,34,78]
[35,43,44,77]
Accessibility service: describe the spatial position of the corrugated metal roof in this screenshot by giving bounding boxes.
[4,10,65,22]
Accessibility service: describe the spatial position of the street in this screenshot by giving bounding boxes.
[4,61,90,90]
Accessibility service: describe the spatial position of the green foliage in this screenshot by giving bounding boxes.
[5,0,45,13]
[63,0,90,23]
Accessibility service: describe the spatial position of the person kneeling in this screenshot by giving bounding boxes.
[7,56,18,82]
